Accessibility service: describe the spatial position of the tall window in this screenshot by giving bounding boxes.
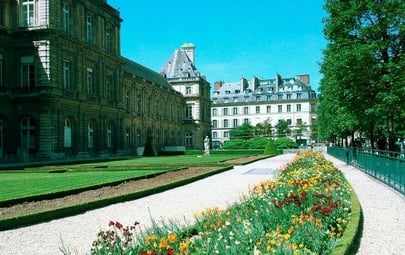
[86,68,93,95]
[136,92,142,114]
[223,119,229,128]
[86,16,93,42]
[21,117,35,149]
[106,124,112,148]
[212,131,217,138]
[186,105,193,119]
[21,0,35,27]
[296,104,302,112]
[256,106,260,114]
[0,54,3,87]
[223,108,228,116]
[88,121,94,148]
[21,56,35,89]
[244,118,249,124]
[185,132,192,146]
[212,108,217,117]
[106,75,113,100]
[212,120,218,128]
[266,105,271,113]
[63,60,71,90]
[233,119,238,128]
[186,86,192,95]
[287,104,291,112]
[278,105,282,113]
[105,27,112,52]
[62,3,70,32]
[232,107,238,115]
[0,5,4,26]
[64,119,72,148]
[243,107,249,115]
[125,91,130,111]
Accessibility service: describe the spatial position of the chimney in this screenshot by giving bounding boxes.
[240,77,248,92]
[275,74,282,91]
[181,43,196,64]
[296,74,309,85]
[214,81,224,91]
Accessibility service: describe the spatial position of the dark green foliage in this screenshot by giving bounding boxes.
[319,0,405,148]
[230,123,254,139]
[274,137,299,149]
[223,139,247,149]
[223,137,269,150]
[263,139,279,155]
[246,137,269,149]
[275,119,291,137]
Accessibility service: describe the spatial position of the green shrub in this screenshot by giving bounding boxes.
[246,136,269,149]
[223,139,247,149]
[274,137,298,149]
[264,139,279,155]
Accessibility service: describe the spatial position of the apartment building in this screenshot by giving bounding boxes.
[211,74,318,145]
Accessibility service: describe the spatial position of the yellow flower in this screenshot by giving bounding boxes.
[167,232,177,243]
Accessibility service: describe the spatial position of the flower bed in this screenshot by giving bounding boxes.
[89,151,353,255]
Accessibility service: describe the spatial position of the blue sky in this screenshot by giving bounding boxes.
[108,1,327,92]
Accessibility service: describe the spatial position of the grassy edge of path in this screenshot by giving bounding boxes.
[0,165,234,232]
[330,183,363,255]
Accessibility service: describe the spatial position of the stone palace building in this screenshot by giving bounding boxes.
[0,0,211,162]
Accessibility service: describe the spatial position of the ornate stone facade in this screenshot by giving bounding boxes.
[0,0,187,162]
[160,43,212,149]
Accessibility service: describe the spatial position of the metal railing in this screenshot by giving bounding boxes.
[327,146,405,195]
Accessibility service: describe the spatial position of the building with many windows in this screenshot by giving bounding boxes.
[211,74,318,145]
[0,0,202,162]
[160,43,211,149]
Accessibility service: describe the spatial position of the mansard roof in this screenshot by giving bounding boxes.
[211,75,317,102]
[122,57,174,91]
[160,47,201,79]
[213,75,314,97]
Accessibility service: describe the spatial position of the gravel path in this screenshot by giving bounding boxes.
[1,153,404,255]
[0,154,294,255]
[324,154,405,255]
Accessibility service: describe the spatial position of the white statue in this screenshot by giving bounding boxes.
[204,136,210,155]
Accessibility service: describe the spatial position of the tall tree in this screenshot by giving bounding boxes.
[320,0,405,149]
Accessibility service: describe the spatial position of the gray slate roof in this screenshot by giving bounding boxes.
[122,57,174,90]
[160,49,200,79]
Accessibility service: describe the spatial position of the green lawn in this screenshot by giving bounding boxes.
[0,169,167,202]
[0,153,254,203]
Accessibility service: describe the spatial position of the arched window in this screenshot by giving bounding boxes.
[88,121,94,148]
[106,123,112,148]
[21,117,35,149]
[64,118,72,148]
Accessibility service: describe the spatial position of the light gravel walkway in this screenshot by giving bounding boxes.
[0,154,294,255]
[324,154,405,255]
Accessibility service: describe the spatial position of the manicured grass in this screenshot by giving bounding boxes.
[0,153,258,204]
[88,154,247,166]
[0,169,167,202]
